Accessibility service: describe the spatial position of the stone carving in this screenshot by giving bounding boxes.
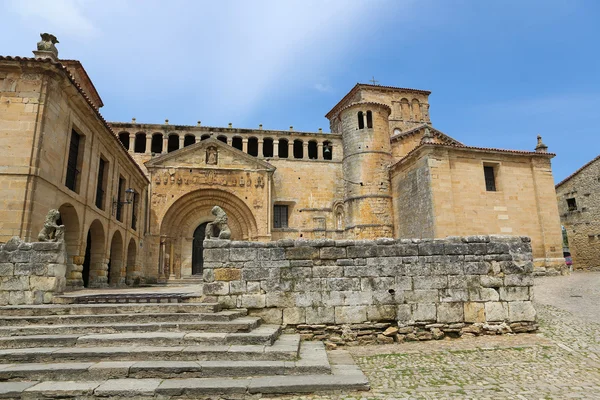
[205,206,231,240]
[206,146,218,165]
[37,209,65,242]
[37,33,59,54]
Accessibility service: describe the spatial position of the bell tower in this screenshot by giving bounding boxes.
[338,102,394,239]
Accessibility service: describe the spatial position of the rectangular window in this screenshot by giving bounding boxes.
[131,191,139,230]
[95,158,107,210]
[273,205,288,228]
[567,198,577,211]
[116,177,125,222]
[65,130,81,192]
[484,165,497,192]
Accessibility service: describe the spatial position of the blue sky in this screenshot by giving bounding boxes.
[1,0,598,183]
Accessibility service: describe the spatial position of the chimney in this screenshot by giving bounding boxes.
[131,117,136,124]
[228,123,233,128]
[33,33,59,62]
[318,128,323,133]
[289,126,294,131]
[165,119,169,125]
[259,124,263,130]
[197,121,201,127]
[535,135,548,153]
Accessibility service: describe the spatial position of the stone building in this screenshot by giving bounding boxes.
[0,35,565,287]
[555,155,600,270]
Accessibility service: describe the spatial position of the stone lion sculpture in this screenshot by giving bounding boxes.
[205,206,231,240]
[38,209,65,242]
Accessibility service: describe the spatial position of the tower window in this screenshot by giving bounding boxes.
[95,157,108,210]
[167,134,179,152]
[65,129,82,193]
[323,141,332,160]
[151,133,163,153]
[116,176,125,222]
[248,137,258,156]
[263,138,274,157]
[366,111,373,128]
[184,135,195,147]
[131,191,139,230]
[278,139,288,158]
[232,137,243,151]
[293,139,303,159]
[273,205,288,228]
[134,133,146,153]
[357,111,364,129]
[567,198,577,211]
[118,132,129,149]
[308,141,318,159]
[483,165,497,192]
[217,135,228,143]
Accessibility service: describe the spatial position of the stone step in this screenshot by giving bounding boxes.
[0,342,328,381]
[0,334,301,363]
[52,292,204,305]
[0,350,368,398]
[0,310,246,329]
[0,302,220,316]
[0,317,264,348]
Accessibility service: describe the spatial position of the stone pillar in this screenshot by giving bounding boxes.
[145,134,152,154]
[317,142,323,160]
[128,134,135,152]
[303,142,308,159]
[195,135,200,143]
[288,141,294,158]
[257,139,264,158]
[226,137,231,146]
[420,104,426,122]
[178,135,185,149]
[242,138,248,154]
[162,134,168,154]
[273,140,279,158]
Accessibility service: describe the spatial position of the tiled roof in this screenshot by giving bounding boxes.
[325,83,431,119]
[555,154,600,188]
[0,55,149,182]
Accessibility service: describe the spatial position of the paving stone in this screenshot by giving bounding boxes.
[23,380,101,397]
[94,378,162,396]
[0,381,38,398]
[157,377,250,396]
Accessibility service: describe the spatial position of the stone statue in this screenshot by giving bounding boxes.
[206,146,218,165]
[37,33,59,53]
[38,209,65,242]
[205,206,231,240]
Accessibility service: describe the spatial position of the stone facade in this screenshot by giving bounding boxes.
[556,155,600,270]
[0,236,67,305]
[201,235,537,343]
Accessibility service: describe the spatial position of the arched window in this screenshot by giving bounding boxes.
[308,141,318,159]
[263,138,274,157]
[217,135,228,143]
[323,140,332,160]
[118,132,129,149]
[293,139,303,159]
[167,134,179,153]
[248,137,258,156]
[201,134,210,141]
[151,133,163,153]
[134,133,146,153]
[335,204,344,231]
[357,111,364,129]
[184,135,195,147]
[366,111,373,129]
[278,139,289,158]
[232,136,243,151]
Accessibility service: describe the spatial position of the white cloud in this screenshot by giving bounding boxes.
[7,0,97,38]
[314,83,334,93]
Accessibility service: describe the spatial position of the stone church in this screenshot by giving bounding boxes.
[0,35,565,288]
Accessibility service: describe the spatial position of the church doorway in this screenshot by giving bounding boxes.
[192,222,208,275]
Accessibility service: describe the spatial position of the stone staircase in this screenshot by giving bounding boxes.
[0,295,368,398]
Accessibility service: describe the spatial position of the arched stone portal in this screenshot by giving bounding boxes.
[58,203,81,287]
[108,231,124,286]
[83,219,106,288]
[160,189,258,278]
[192,222,208,275]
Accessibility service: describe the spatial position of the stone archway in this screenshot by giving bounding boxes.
[84,219,106,288]
[108,231,124,286]
[58,203,81,287]
[160,189,258,278]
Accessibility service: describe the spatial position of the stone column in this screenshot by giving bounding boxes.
[303,142,308,159]
[145,134,152,154]
[242,138,248,154]
[317,142,323,160]
[195,135,200,143]
[178,135,184,149]
[226,137,231,146]
[288,141,294,158]
[257,139,264,158]
[128,134,135,152]
[273,140,279,158]
[162,134,168,154]
[420,103,425,122]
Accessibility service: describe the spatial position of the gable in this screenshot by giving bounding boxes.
[145,138,275,172]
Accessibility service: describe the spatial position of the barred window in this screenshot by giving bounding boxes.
[273,205,288,228]
[484,166,497,192]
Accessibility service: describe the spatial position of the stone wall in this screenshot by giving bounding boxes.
[0,237,66,305]
[202,235,537,344]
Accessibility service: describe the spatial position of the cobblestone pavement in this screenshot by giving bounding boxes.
[267,272,600,400]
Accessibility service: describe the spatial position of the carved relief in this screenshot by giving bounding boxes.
[206,146,218,165]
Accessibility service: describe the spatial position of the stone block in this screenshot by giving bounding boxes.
[320,247,346,259]
[440,289,468,302]
[464,302,486,323]
[464,262,491,274]
[508,301,536,322]
[0,262,14,276]
[0,291,9,305]
[203,282,229,295]
[479,275,503,288]
[292,278,323,292]
[431,262,463,275]
[504,274,534,287]
[334,306,367,323]
[485,301,507,322]
[229,280,246,294]
[346,246,378,258]
[9,290,34,305]
[413,276,447,290]
[204,249,229,262]
[418,242,444,256]
[29,276,57,291]
[290,260,313,268]
[312,265,343,278]
[230,248,257,262]
[31,251,62,264]
[367,305,396,321]
[344,265,378,277]
[283,307,306,324]
[242,267,273,281]
[499,286,530,301]
[30,242,62,251]
[0,252,9,263]
[326,278,360,291]
[1,276,29,291]
[321,291,345,307]
[397,304,412,322]
[246,281,261,293]
[437,302,464,323]
[343,290,373,306]
[395,276,412,290]
[305,306,335,324]
[487,241,509,254]
[10,251,31,263]
[261,260,290,268]
[286,247,319,260]
[372,290,397,305]
[48,263,66,278]
[241,293,266,308]
[281,266,312,280]
[469,287,500,302]
[444,243,468,255]
[468,243,487,255]
[202,269,215,283]
[294,291,322,307]
[256,248,272,261]
[214,268,241,281]
[412,303,436,322]
[360,277,395,291]
[265,292,294,308]
[501,261,533,274]
[404,289,438,303]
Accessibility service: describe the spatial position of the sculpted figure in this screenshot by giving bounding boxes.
[205,206,231,240]
[38,209,65,242]
[206,146,218,165]
[37,33,59,53]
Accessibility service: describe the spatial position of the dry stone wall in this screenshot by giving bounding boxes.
[202,235,537,345]
[0,236,66,305]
